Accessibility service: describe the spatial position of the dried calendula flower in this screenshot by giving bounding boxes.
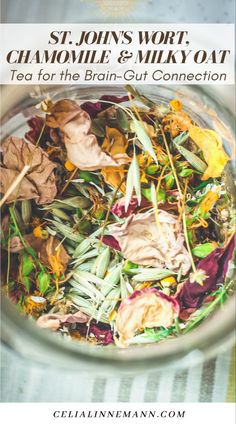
[169,99,182,112]
[161,276,177,287]
[46,99,129,171]
[33,226,49,239]
[188,126,230,180]
[115,288,179,347]
[101,126,129,192]
[199,190,220,215]
[162,111,192,137]
[65,160,76,172]
[24,295,46,316]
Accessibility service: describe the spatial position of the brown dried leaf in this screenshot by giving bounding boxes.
[0,137,57,204]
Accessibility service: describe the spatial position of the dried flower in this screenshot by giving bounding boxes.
[36,311,89,331]
[189,126,230,180]
[46,100,129,171]
[115,288,179,347]
[177,236,235,308]
[33,226,48,239]
[109,210,191,274]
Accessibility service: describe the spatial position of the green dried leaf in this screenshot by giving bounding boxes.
[175,144,207,173]
[120,273,130,299]
[117,108,129,131]
[173,131,189,146]
[146,164,159,175]
[95,247,111,278]
[165,174,175,189]
[50,208,70,221]
[178,168,193,177]
[125,85,154,108]
[141,187,166,203]
[73,270,104,287]
[91,118,105,137]
[97,286,121,322]
[192,243,216,258]
[131,268,176,282]
[151,182,158,210]
[132,152,141,205]
[22,276,31,291]
[70,277,104,301]
[102,265,122,296]
[38,272,50,295]
[22,254,34,276]
[73,238,97,258]
[132,118,158,163]
[122,260,139,275]
[125,150,141,211]
[47,219,83,242]
[21,200,32,224]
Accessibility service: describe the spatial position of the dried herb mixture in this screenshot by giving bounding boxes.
[1,86,235,348]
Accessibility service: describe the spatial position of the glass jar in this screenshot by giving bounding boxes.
[1,84,235,374]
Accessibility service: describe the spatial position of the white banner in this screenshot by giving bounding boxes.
[0,403,235,424]
[0,24,235,84]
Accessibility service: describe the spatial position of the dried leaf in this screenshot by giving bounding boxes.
[38,271,50,295]
[192,243,217,258]
[24,234,70,274]
[132,119,158,163]
[175,144,207,173]
[0,137,57,204]
[125,151,141,211]
[189,126,230,180]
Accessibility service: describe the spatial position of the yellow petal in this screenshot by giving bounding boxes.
[102,127,128,156]
[101,167,126,194]
[169,99,182,112]
[189,126,230,180]
[65,160,76,171]
[199,190,219,214]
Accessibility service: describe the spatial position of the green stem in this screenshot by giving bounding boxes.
[100,176,126,244]
[9,207,44,272]
[160,126,197,274]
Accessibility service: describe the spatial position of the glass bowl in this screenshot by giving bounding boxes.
[1,84,235,374]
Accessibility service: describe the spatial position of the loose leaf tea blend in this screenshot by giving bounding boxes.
[1,86,235,348]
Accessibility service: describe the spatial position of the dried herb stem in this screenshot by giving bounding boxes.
[9,207,44,272]
[100,176,126,244]
[160,125,196,273]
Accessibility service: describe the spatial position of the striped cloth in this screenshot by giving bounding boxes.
[1,343,235,402]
